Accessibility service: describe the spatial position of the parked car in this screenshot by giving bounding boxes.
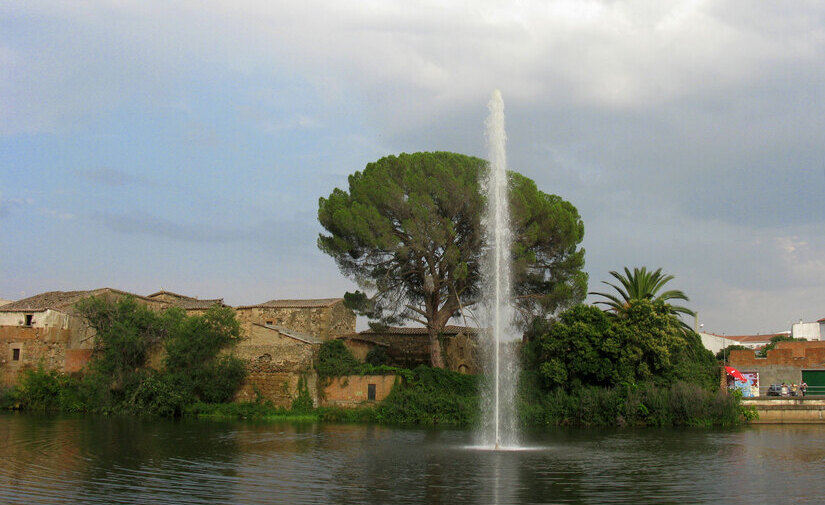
[766,384,783,396]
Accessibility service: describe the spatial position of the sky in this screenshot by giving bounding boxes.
[1,1,824,335]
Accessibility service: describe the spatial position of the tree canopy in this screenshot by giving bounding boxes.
[318,151,586,367]
[526,301,718,391]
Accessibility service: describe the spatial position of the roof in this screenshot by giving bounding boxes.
[334,335,391,347]
[147,290,192,299]
[251,323,324,344]
[0,299,13,307]
[236,298,343,309]
[0,288,159,312]
[360,325,479,336]
[818,317,825,323]
[717,334,779,343]
[147,290,224,310]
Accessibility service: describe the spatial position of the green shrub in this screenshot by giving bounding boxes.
[375,366,479,425]
[366,346,389,366]
[316,340,362,377]
[518,378,746,427]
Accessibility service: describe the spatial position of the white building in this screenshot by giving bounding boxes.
[792,321,822,341]
[699,332,779,355]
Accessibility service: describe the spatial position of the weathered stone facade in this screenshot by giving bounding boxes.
[231,323,322,407]
[0,288,380,408]
[0,289,169,386]
[235,298,355,341]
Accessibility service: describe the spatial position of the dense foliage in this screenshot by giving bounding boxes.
[318,151,586,367]
[519,381,749,427]
[374,366,479,425]
[5,297,246,416]
[526,301,718,391]
[315,340,402,378]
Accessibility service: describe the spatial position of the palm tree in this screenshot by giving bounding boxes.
[589,267,696,319]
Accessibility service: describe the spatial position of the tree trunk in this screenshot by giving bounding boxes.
[428,325,446,368]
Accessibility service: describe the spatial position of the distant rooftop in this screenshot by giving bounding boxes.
[0,288,156,312]
[237,298,343,309]
[147,290,224,310]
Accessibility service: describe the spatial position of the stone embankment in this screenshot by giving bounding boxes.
[742,397,825,423]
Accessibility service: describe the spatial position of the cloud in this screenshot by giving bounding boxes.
[0,195,33,219]
[79,168,155,187]
[39,208,75,221]
[93,211,318,250]
[3,0,825,335]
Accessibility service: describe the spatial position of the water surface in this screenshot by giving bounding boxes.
[1,413,823,504]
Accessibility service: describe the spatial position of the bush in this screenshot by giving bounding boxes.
[366,346,389,366]
[375,366,479,425]
[518,378,746,427]
[316,340,363,377]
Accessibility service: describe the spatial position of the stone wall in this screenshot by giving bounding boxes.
[231,324,319,407]
[235,302,355,341]
[234,371,319,408]
[0,326,70,387]
[321,375,397,408]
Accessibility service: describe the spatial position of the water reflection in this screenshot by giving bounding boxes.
[4,415,825,504]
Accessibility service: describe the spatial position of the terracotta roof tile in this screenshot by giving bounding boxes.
[236,298,343,309]
[0,288,160,312]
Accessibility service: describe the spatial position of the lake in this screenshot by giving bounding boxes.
[1,413,824,504]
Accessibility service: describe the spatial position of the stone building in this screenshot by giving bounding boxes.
[0,289,169,386]
[234,298,355,340]
[146,290,225,315]
[231,323,323,407]
[0,287,375,407]
[337,325,480,374]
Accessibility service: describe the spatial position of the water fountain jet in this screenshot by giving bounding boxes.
[479,90,520,450]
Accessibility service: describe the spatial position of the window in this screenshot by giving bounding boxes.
[24,314,33,326]
[367,383,376,401]
[12,349,20,361]
[266,321,273,326]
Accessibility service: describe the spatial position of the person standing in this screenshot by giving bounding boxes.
[800,380,808,397]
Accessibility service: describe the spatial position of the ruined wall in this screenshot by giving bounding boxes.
[235,303,355,341]
[321,375,397,408]
[326,302,356,338]
[231,325,319,407]
[0,326,70,387]
[443,332,480,374]
[0,309,70,329]
[234,371,319,408]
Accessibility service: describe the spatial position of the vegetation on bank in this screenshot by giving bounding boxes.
[1,297,245,416]
[0,278,751,428]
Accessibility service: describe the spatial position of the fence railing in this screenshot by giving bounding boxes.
[732,384,825,397]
